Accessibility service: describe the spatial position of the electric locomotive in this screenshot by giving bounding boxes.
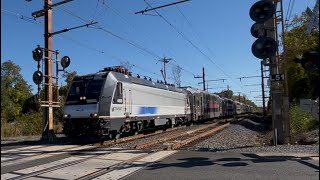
[63,66,190,138]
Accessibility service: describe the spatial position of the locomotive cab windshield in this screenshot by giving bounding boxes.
[66,78,105,105]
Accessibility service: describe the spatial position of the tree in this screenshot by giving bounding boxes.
[1,60,32,122]
[171,65,182,87]
[59,71,77,98]
[220,89,233,99]
[284,12,319,101]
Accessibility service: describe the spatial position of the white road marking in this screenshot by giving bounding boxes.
[94,150,177,180]
[26,150,148,179]
[1,145,45,154]
[1,172,20,179]
[1,145,93,167]
[2,145,177,180]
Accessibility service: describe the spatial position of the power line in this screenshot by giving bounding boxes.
[102,5,197,78]
[284,0,295,31]
[2,8,164,83]
[143,1,249,94]
[1,9,42,24]
[91,0,101,21]
[135,0,191,14]
[175,5,215,58]
[56,4,198,80]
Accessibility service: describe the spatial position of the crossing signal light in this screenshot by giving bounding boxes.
[32,47,43,61]
[251,22,266,38]
[249,0,275,23]
[251,37,278,59]
[249,0,277,60]
[33,70,43,85]
[293,51,319,71]
[61,56,70,69]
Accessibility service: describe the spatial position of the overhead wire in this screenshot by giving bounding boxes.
[97,1,197,78]
[1,8,164,83]
[175,5,215,58]
[56,3,197,83]
[284,0,295,31]
[143,1,249,95]
[91,0,101,21]
[1,9,42,24]
[55,5,171,81]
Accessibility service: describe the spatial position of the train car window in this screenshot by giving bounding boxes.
[66,79,104,104]
[69,82,85,95]
[113,82,123,104]
[87,80,104,94]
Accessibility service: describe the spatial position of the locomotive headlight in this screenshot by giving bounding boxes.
[64,114,68,118]
[90,113,98,118]
[80,96,83,100]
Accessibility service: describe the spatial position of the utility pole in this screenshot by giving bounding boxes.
[198,78,226,92]
[202,67,205,91]
[31,0,96,141]
[261,60,267,118]
[249,0,287,145]
[237,73,268,117]
[194,67,205,91]
[278,0,291,144]
[43,0,54,140]
[159,57,172,84]
[269,0,284,145]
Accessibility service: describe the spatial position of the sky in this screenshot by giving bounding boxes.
[1,0,317,107]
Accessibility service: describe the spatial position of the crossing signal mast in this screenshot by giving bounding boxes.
[249,0,291,145]
[32,45,71,141]
[29,0,96,141]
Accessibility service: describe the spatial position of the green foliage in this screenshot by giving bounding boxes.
[1,60,32,122]
[290,104,318,136]
[1,112,42,137]
[22,95,41,113]
[0,60,74,137]
[16,112,43,136]
[285,12,319,101]
[220,90,233,99]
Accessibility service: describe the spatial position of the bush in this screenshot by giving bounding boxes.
[1,112,42,137]
[1,116,22,137]
[16,112,42,136]
[290,104,318,136]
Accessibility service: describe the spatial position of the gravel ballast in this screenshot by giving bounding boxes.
[188,118,319,154]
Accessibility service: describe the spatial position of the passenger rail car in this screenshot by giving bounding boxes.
[63,66,253,138]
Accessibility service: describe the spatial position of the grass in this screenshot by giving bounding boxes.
[290,104,318,136]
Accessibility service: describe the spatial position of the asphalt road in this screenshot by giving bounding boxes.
[124,150,319,180]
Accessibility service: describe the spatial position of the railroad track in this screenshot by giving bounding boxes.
[2,115,247,168]
[131,118,239,150]
[96,116,244,150]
